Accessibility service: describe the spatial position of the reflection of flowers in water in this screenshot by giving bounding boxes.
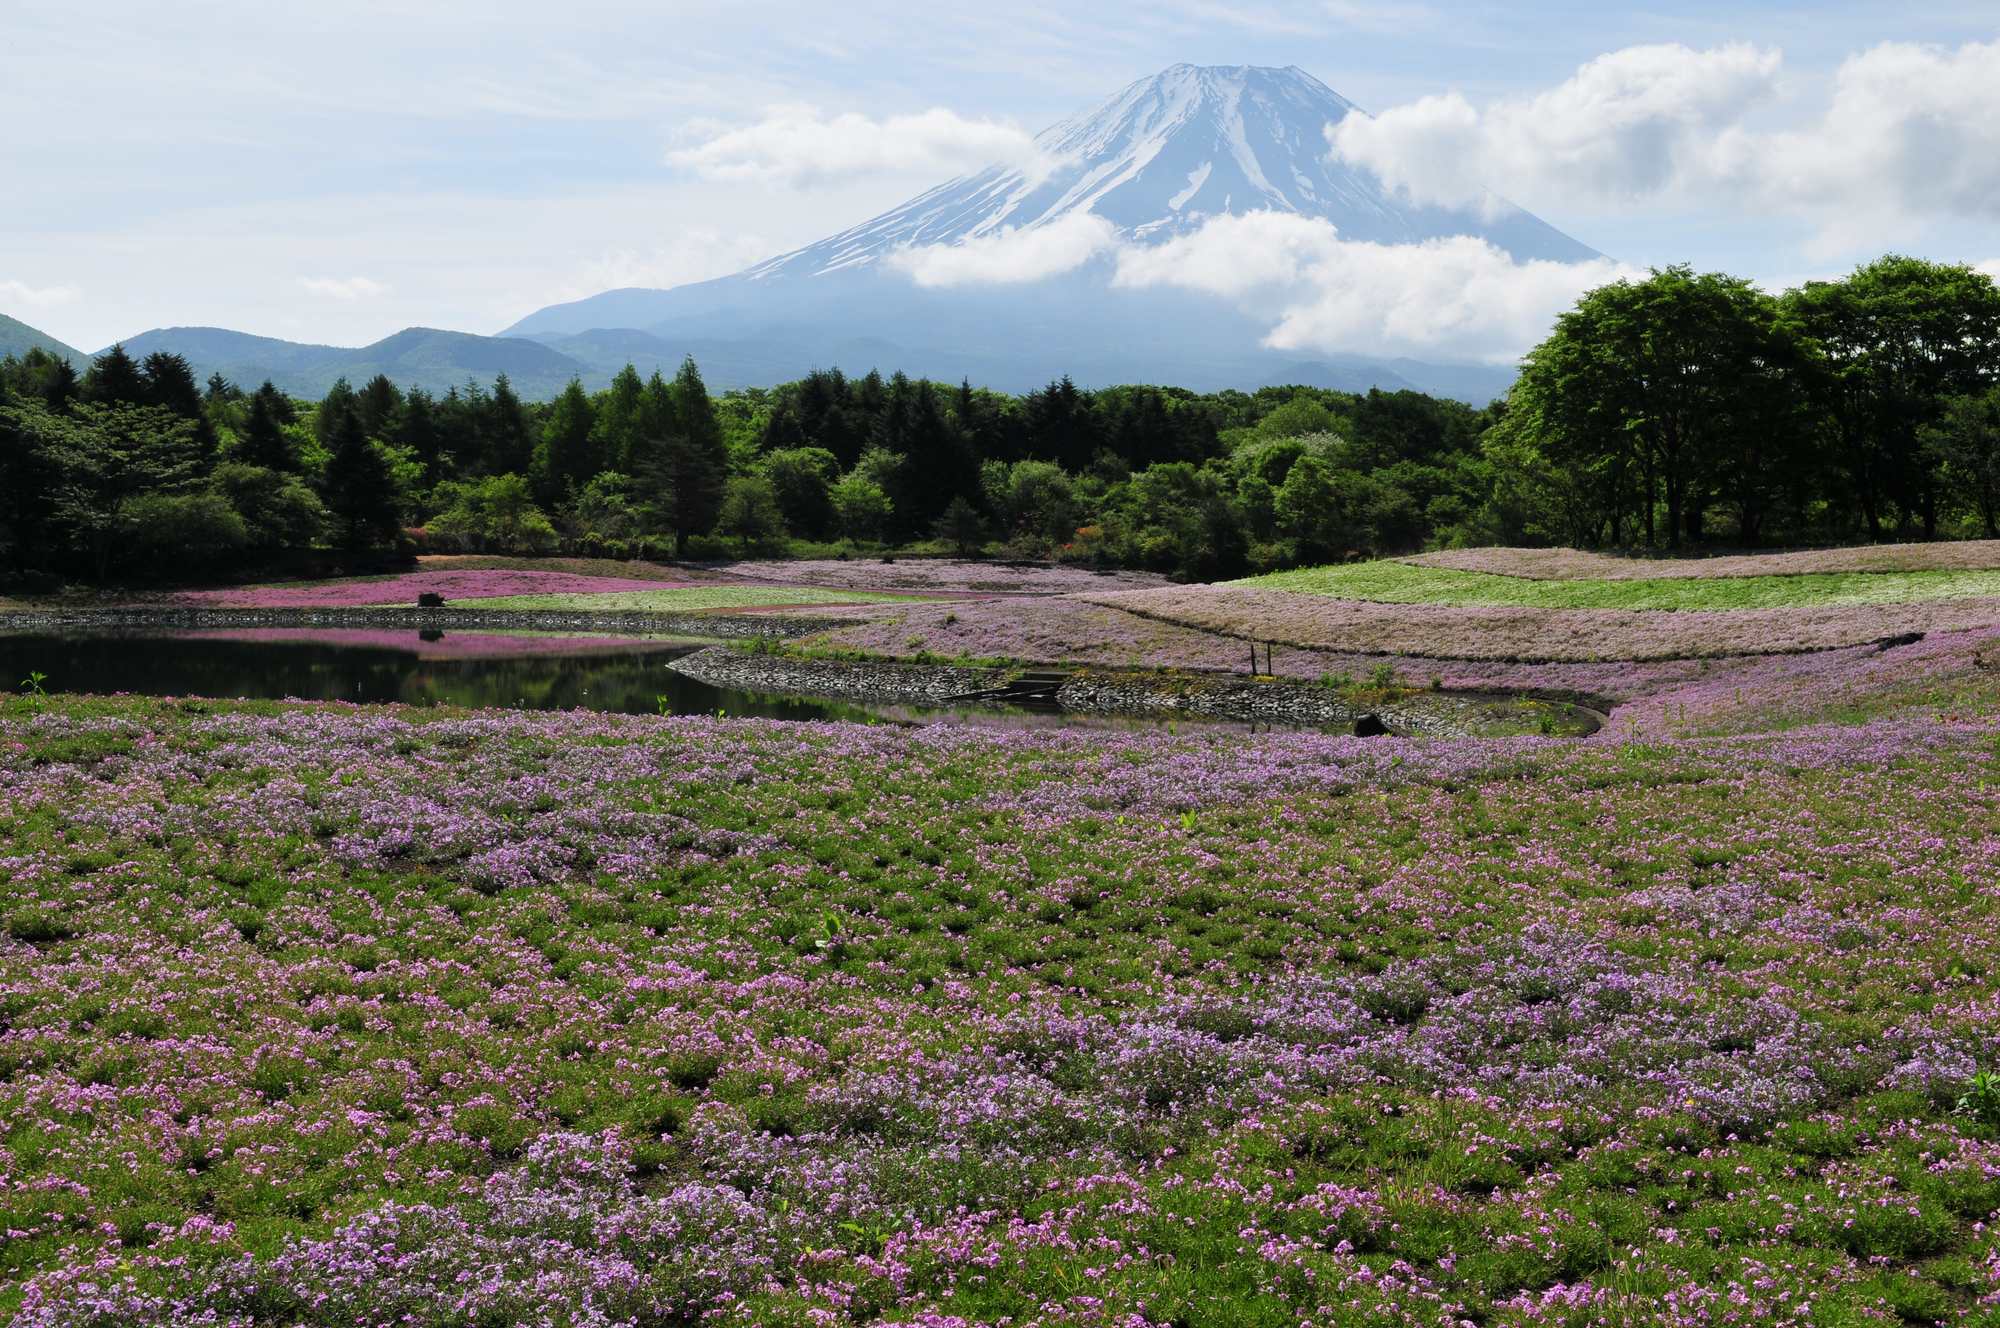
[173,626,690,660]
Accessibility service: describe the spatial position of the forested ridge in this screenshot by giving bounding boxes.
[3,254,1998,586]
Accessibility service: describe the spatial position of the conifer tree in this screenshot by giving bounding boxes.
[238,381,299,472]
[82,343,147,405]
[533,378,599,507]
[320,399,399,551]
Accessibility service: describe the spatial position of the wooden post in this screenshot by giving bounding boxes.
[1249,642,1258,675]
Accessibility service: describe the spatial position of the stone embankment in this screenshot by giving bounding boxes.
[668,646,1565,735]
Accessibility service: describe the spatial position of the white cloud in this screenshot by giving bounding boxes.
[668,104,1056,188]
[1980,260,2000,283]
[1,278,82,309]
[888,213,1120,287]
[1111,211,1635,363]
[299,275,390,300]
[1328,38,2000,251]
[1328,42,1782,215]
[889,209,1631,362]
[1754,41,2000,251]
[554,232,781,301]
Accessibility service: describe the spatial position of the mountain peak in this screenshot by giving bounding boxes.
[727,61,1596,283]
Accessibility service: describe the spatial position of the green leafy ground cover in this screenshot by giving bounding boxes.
[1239,559,2000,610]
[2,680,1999,1324]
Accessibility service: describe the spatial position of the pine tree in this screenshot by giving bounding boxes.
[83,343,147,405]
[534,378,598,508]
[321,399,399,551]
[315,378,359,449]
[637,358,729,558]
[482,374,535,476]
[140,352,203,419]
[357,374,404,440]
[591,364,646,474]
[239,381,299,472]
[399,387,444,487]
[934,494,987,557]
[42,355,79,410]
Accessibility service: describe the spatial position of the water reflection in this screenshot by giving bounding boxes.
[2,628,1313,732]
[0,629,860,720]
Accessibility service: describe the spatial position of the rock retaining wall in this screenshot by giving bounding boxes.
[670,647,1517,735]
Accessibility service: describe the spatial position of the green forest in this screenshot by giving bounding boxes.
[3,254,1998,586]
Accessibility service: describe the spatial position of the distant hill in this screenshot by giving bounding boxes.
[102,326,592,398]
[0,313,88,364]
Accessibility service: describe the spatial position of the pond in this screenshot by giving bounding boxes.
[0,630,880,722]
[0,629,1301,732]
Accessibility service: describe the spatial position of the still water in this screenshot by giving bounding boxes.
[0,628,1290,731]
[0,629,874,721]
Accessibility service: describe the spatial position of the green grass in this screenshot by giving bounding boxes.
[459,586,919,612]
[1237,559,2000,610]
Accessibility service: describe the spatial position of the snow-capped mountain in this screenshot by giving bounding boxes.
[504,64,1600,401]
[736,64,1597,280]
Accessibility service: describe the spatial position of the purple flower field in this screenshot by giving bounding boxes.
[710,559,1170,595]
[177,569,695,609]
[4,678,2000,1324]
[1086,584,2000,661]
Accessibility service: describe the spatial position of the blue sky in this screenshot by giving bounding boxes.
[3,1,1996,353]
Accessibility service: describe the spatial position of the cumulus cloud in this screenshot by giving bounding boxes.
[1328,42,1781,215]
[668,104,1055,188]
[299,275,389,300]
[887,213,1120,288]
[1329,38,2000,247]
[887,209,1632,362]
[1980,261,2000,283]
[1757,41,2000,247]
[1,278,82,309]
[1112,212,1634,363]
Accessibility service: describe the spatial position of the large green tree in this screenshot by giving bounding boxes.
[1785,257,2000,539]
[1508,266,1809,547]
[1925,387,2000,538]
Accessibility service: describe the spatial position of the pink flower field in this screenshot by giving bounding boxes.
[804,595,1724,699]
[176,569,694,608]
[1087,584,2000,661]
[710,557,1170,594]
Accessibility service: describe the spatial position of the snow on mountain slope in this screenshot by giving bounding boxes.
[502,64,1603,398]
[735,64,1599,281]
